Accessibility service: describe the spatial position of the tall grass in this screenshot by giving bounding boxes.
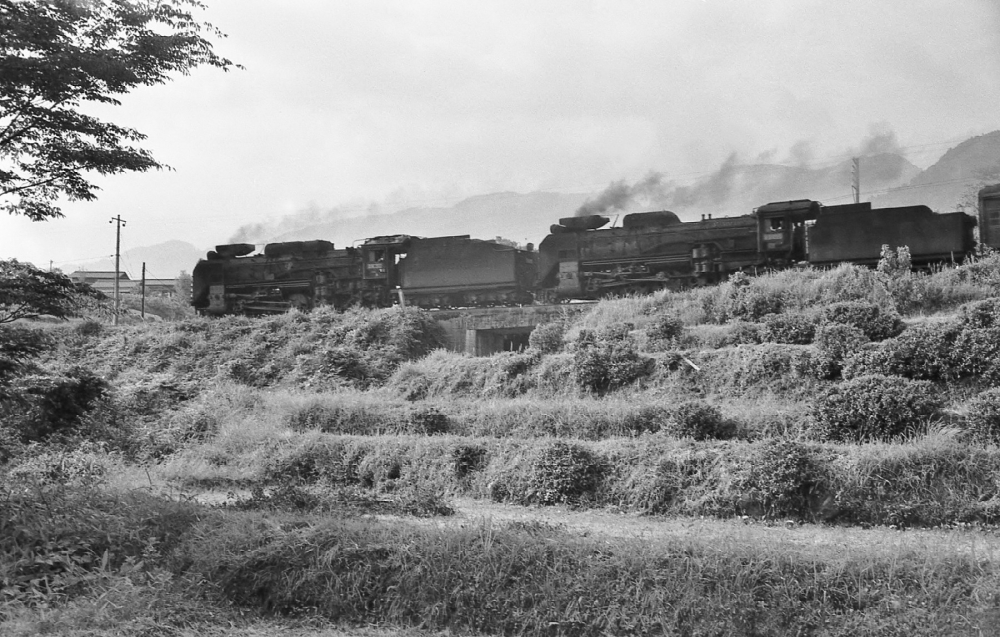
[183,511,1000,636]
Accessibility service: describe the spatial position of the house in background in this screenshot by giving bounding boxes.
[69,271,134,296]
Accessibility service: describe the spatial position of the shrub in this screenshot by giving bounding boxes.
[822,301,903,341]
[951,327,1000,380]
[844,322,962,381]
[731,440,827,519]
[965,388,1000,444]
[644,313,684,347]
[572,326,653,394]
[760,312,816,344]
[5,367,110,442]
[727,284,785,322]
[957,298,1000,329]
[407,406,450,435]
[726,320,761,345]
[452,444,487,480]
[528,322,566,354]
[666,401,735,440]
[527,440,605,505]
[74,320,104,337]
[813,322,868,378]
[811,375,940,442]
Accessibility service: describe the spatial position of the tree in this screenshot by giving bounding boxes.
[1,0,236,220]
[0,258,103,323]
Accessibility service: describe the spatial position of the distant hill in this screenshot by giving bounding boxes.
[872,131,1000,211]
[67,240,203,280]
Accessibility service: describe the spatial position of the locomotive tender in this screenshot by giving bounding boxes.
[192,195,982,316]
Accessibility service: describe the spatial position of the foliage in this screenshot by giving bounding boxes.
[812,375,940,442]
[525,440,605,505]
[965,388,1000,444]
[528,321,565,354]
[813,322,868,378]
[407,405,450,435]
[572,324,653,394]
[956,297,1000,328]
[877,244,912,277]
[0,0,237,219]
[0,259,102,323]
[0,325,51,392]
[732,439,827,519]
[3,367,110,442]
[0,486,202,610]
[723,272,786,321]
[118,290,195,321]
[644,312,683,348]
[760,312,816,344]
[666,401,735,441]
[822,301,903,341]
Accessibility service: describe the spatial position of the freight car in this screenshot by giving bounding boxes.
[192,196,980,315]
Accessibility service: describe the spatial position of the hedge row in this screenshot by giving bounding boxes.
[190,433,1000,528]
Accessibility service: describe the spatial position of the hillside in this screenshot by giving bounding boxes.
[872,130,1000,211]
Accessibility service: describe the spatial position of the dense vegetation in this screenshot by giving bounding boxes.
[4,253,1000,635]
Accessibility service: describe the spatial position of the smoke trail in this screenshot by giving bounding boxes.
[575,172,669,216]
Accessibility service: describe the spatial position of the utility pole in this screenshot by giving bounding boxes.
[141,262,146,319]
[851,157,861,204]
[110,215,126,325]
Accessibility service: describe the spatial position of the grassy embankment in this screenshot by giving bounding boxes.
[3,255,1000,635]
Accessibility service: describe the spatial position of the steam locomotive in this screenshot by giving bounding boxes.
[192,194,985,316]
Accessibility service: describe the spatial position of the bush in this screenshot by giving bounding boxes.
[726,320,762,345]
[957,298,1000,329]
[811,375,940,442]
[843,322,962,381]
[731,440,827,519]
[572,326,653,394]
[965,388,1000,444]
[727,283,785,322]
[822,301,903,341]
[666,401,735,440]
[813,322,868,378]
[407,406,450,435]
[760,312,816,344]
[5,367,110,442]
[526,440,605,505]
[528,322,566,354]
[644,313,683,347]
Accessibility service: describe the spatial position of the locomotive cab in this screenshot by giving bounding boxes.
[755,200,820,265]
[361,235,410,287]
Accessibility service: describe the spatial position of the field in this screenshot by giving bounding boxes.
[3,254,1000,636]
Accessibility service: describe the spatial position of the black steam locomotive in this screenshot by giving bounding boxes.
[192,194,984,316]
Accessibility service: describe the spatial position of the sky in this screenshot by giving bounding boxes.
[2,0,999,273]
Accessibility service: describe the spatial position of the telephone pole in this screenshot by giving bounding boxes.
[110,215,126,325]
[851,157,861,204]
[141,262,146,319]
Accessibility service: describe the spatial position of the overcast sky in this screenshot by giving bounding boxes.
[2,0,999,272]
